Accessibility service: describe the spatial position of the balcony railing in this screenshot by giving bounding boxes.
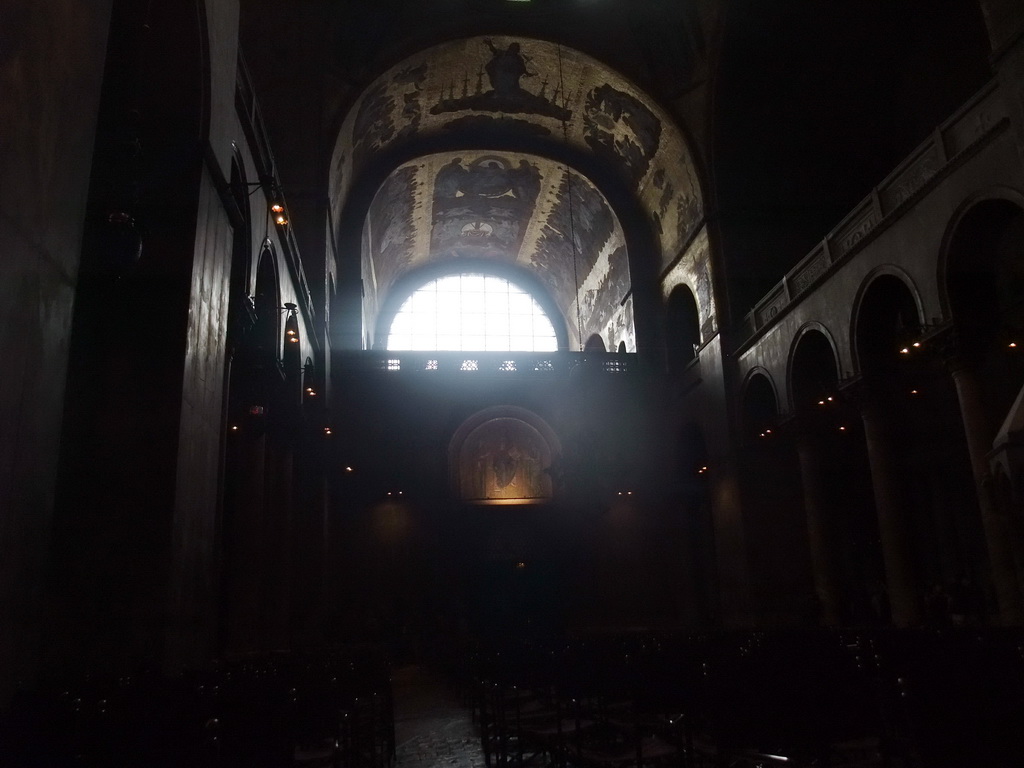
[334,350,636,376]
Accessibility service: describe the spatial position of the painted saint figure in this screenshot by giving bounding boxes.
[483,40,534,96]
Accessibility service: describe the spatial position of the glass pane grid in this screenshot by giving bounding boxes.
[386,273,558,353]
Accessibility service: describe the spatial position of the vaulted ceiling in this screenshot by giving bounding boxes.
[330,36,704,348]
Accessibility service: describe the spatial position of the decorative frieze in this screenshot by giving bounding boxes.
[942,84,1003,158]
[830,200,880,259]
[790,246,829,296]
[754,284,788,329]
[879,145,942,212]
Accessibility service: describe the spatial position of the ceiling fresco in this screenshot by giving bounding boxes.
[331,36,704,274]
[363,150,628,345]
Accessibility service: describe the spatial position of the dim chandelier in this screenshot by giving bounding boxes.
[3,1,1024,767]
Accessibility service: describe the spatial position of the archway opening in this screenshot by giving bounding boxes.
[666,285,701,372]
[947,200,1024,424]
[791,330,839,414]
[741,372,779,444]
[253,248,280,365]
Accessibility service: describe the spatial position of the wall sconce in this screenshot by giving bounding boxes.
[271,202,288,227]
[284,303,300,344]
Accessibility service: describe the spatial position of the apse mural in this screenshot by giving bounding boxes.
[364,151,630,349]
[458,417,553,502]
[533,169,613,311]
[430,40,572,122]
[583,84,661,187]
[331,37,704,273]
[430,155,542,260]
[365,166,419,299]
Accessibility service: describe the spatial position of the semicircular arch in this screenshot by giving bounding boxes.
[787,322,842,414]
[448,405,563,503]
[373,257,570,351]
[936,188,1024,320]
[851,268,924,376]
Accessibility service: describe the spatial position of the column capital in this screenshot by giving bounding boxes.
[915,323,985,373]
[778,408,839,443]
[838,374,883,412]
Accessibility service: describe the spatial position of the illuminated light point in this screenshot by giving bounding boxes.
[900,347,910,355]
[345,466,353,472]
[818,400,826,406]
[289,337,299,343]
[515,562,526,569]
[765,429,772,434]
[827,396,833,402]
[912,341,921,348]
[230,425,239,431]
[627,491,633,496]
[760,433,766,438]
[910,389,919,395]
[398,491,403,496]
[287,329,296,336]
[270,203,284,214]
[387,492,392,496]
[1010,342,1018,348]
[617,491,623,496]
[839,426,847,432]
[323,427,332,435]
[275,214,288,226]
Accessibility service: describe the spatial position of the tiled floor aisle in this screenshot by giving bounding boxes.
[392,665,486,768]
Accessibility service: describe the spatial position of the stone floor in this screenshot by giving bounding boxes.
[392,665,486,768]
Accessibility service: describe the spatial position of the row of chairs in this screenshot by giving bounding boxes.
[0,647,396,768]
[468,628,1024,768]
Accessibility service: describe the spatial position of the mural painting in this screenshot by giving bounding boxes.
[393,62,428,142]
[351,81,397,171]
[460,418,552,502]
[430,155,542,260]
[583,84,661,187]
[333,37,704,281]
[366,165,418,296]
[578,244,630,337]
[533,170,614,310]
[430,39,572,122]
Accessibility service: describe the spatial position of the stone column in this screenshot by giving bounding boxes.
[948,361,1024,623]
[793,423,844,625]
[853,386,923,626]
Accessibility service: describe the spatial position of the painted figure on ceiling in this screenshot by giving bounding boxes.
[484,40,534,97]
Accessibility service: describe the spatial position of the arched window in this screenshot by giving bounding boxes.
[386,274,558,352]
